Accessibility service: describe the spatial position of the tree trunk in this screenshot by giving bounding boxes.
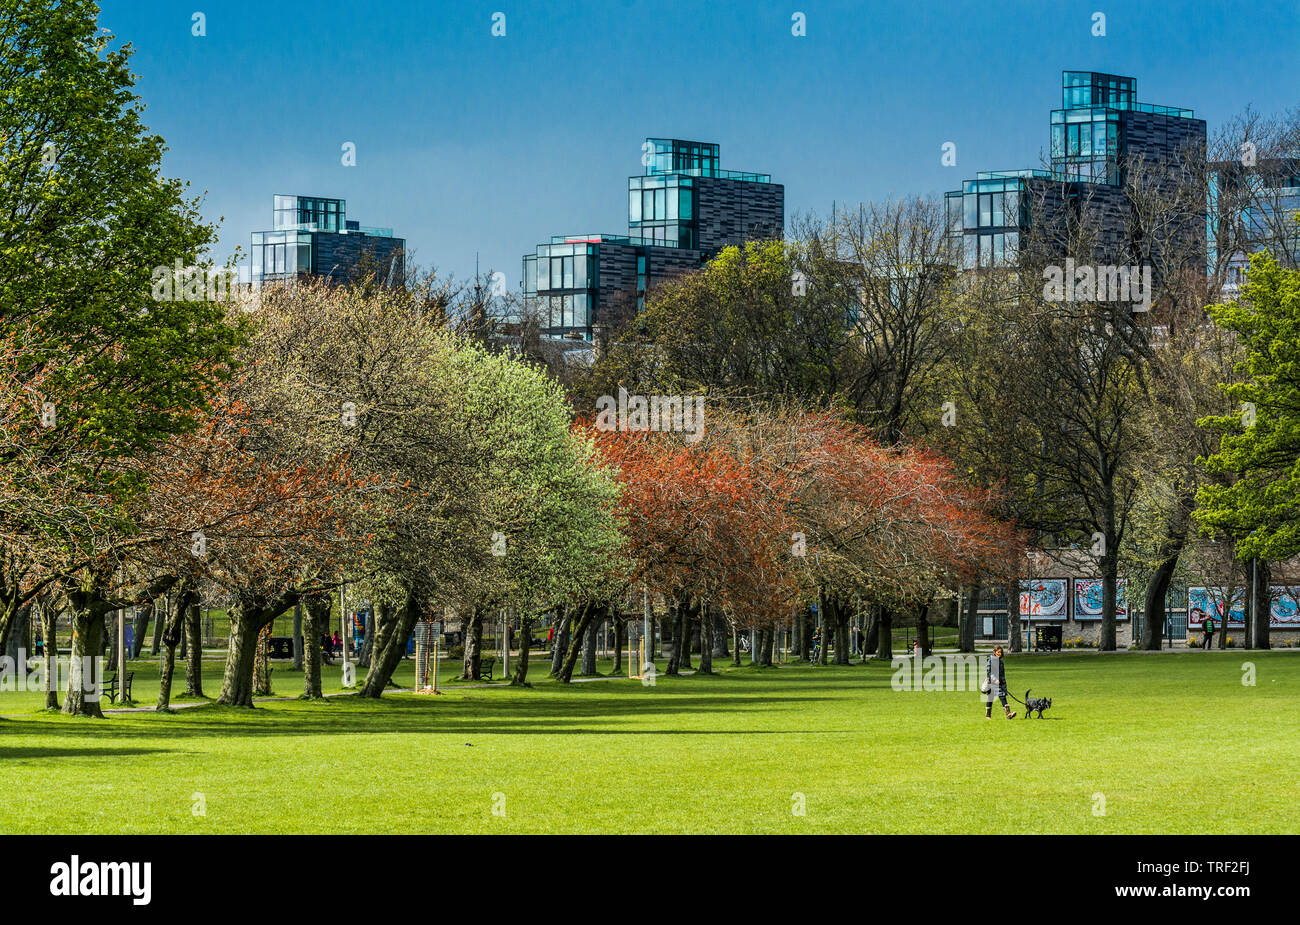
[41,603,60,710]
[713,611,728,658]
[219,609,260,707]
[1247,559,1271,650]
[1141,553,1179,650]
[815,590,830,665]
[60,573,119,718]
[678,600,693,670]
[253,625,273,696]
[292,601,304,670]
[580,615,599,676]
[301,593,329,699]
[557,603,599,683]
[550,608,570,677]
[665,598,686,675]
[131,603,151,659]
[699,604,713,674]
[151,601,164,656]
[184,602,203,696]
[360,589,420,698]
[875,607,893,660]
[959,584,979,653]
[762,626,775,666]
[511,615,535,686]
[158,640,177,711]
[833,595,851,665]
[105,612,118,672]
[732,626,742,666]
[611,613,625,676]
[4,603,29,666]
[217,590,293,707]
[1220,582,1236,650]
[1099,534,1119,652]
[62,608,105,718]
[665,603,680,675]
[462,605,484,680]
[916,602,931,658]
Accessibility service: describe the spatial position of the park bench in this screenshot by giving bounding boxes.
[103,671,134,704]
[479,657,496,681]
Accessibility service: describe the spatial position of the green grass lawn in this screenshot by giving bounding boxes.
[0,651,1296,834]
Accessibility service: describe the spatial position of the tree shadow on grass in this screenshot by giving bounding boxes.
[0,746,174,760]
[6,691,837,741]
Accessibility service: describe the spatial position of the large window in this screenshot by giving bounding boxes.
[251,230,313,282]
[1051,107,1120,184]
[645,138,720,177]
[273,196,345,232]
[1062,72,1134,110]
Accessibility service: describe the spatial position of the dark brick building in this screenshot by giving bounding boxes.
[249,195,405,287]
[945,72,1206,271]
[522,138,784,340]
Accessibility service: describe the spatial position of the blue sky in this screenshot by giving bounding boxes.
[101,0,1300,286]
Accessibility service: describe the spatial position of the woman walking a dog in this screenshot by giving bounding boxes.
[984,645,1016,719]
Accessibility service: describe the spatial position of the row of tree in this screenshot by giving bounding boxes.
[576,107,1300,652]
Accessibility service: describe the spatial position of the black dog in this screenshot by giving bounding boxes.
[1022,689,1052,718]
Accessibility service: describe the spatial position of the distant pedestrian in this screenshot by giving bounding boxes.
[1202,614,1215,650]
[984,645,1016,719]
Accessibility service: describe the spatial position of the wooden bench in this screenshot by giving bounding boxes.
[103,671,134,704]
[479,657,496,681]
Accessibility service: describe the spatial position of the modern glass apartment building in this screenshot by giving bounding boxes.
[522,138,784,340]
[1210,158,1300,297]
[946,72,1206,269]
[249,195,405,286]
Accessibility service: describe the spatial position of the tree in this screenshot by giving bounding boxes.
[0,0,239,705]
[1195,249,1300,649]
[590,411,797,676]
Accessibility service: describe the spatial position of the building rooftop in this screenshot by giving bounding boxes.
[642,137,772,183]
[547,233,684,248]
[1059,70,1194,118]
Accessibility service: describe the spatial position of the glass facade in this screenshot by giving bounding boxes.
[1051,72,1194,185]
[252,194,403,286]
[522,241,598,334]
[520,136,779,338]
[1210,163,1300,287]
[273,195,345,232]
[644,138,719,176]
[628,174,696,247]
[1051,107,1121,183]
[946,73,1201,270]
[251,230,314,281]
[1062,71,1134,109]
[944,172,1039,267]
